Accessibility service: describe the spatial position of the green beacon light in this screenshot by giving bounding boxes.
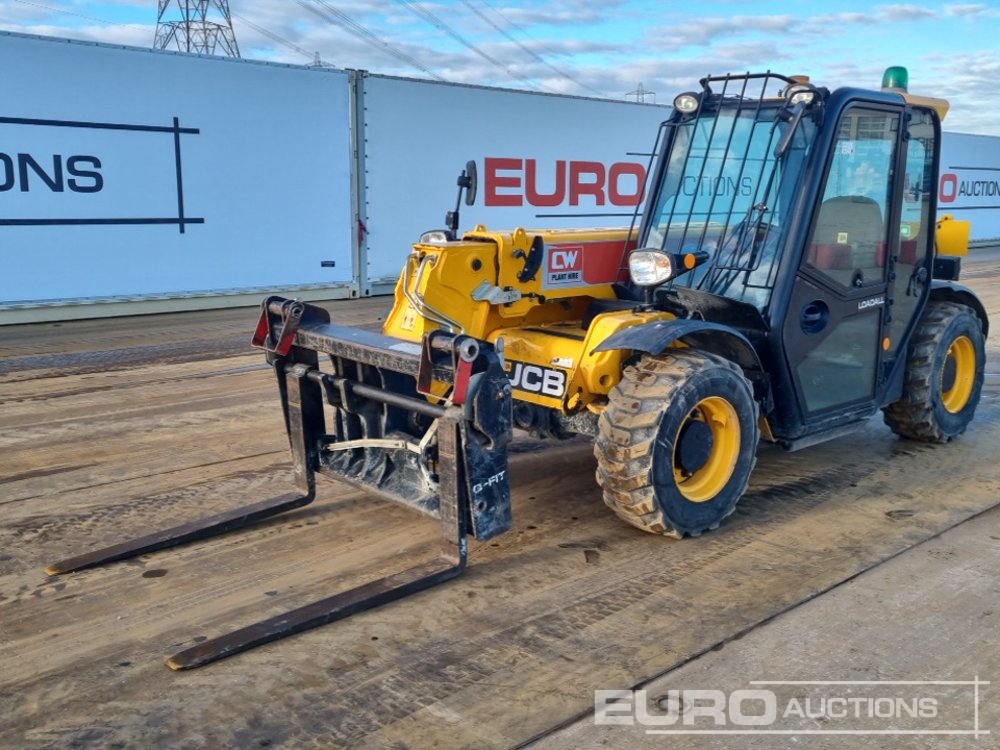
[882,66,909,92]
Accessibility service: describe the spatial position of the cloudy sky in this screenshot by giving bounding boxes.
[2,0,998,134]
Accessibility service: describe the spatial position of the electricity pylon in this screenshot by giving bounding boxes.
[154,1,241,57]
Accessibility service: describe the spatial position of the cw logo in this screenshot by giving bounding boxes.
[550,247,583,271]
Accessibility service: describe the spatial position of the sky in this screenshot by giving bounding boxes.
[1,0,999,134]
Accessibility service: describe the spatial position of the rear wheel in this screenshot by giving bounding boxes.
[595,351,759,537]
[882,301,985,442]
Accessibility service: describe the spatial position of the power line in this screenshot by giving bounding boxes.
[460,0,608,98]
[393,0,546,91]
[296,0,445,81]
[231,12,322,64]
[10,0,148,31]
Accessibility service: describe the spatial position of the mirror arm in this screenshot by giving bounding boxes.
[446,160,478,237]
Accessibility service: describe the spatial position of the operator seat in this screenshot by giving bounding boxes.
[809,195,884,285]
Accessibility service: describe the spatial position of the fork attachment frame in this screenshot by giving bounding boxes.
[46,296,513,670]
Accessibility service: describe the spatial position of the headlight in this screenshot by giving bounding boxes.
[629,249,674,286]
[785,83,815,106]
[673,92,700,114]
[419,229,451,244]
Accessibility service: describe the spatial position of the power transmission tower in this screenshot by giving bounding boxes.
[154,1,241,57]
[625,83,656,104]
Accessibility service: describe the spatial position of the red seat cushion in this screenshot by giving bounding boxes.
[810,243,853,270]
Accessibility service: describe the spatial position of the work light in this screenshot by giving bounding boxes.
[419,229,451,244]
[673,92,700,114]
[629,249,674,286]
[785,83,816,105]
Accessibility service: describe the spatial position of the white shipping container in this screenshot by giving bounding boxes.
[2,30,998,324]
[359,74,669,289]
[939,132,1000,240]
[0,32,355,307]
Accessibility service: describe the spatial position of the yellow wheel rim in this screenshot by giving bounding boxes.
[941,335,976,413]
[673,396,741,503]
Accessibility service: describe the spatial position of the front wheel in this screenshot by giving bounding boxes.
[595,351,759,537]
[882,301,986,442]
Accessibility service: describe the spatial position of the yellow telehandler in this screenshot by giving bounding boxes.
[48,68,987,669]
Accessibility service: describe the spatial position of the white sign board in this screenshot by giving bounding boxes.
[938,132,1000,240]
[5,33,999,317]
[0,33,354,304]
[360,76,670,284]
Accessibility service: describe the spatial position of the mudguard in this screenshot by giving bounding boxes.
[930,280,990,336]
[592,318,763,374]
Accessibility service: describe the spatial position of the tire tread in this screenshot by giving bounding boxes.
[882,301,983,443]
[594,350,757,536]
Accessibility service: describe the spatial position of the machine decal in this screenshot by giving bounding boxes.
[543,239,633,290]
[472,470,507,495]
[506,360,567,397]
[858,296,885,310]
[546,245,584,285]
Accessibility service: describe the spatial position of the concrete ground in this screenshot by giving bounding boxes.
[530,504,1000,749]
[1,249,998,749]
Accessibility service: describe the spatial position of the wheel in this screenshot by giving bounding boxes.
[882,301,985,442]
[594,351,759,537]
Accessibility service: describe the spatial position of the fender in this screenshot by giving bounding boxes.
[591,318,763,374]
[930,280,990,337]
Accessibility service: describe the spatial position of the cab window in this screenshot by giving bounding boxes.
[806,108,899,289]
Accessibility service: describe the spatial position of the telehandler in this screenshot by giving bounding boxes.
[48,68,987,669]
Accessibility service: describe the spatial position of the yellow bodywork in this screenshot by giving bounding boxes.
[898,91,950,121]
[936,214,971,256]
[383,225,672,412]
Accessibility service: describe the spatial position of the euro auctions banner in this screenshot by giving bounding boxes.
[359,75,670,284]
[938,132,1000,240]
[0,32,354,305]
[0,116,197,230]
[4,31,999,312]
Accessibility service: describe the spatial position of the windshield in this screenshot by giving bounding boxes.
[642,97,815,311]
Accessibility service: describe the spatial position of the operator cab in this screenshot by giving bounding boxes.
[629,69,948,442]
[630,73,821,315]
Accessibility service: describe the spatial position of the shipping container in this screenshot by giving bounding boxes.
[1,30,997,324]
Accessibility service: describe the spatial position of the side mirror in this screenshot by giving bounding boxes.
[463,160,477,206]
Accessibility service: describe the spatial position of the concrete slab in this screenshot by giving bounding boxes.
[530,505,1000,749]
[1,255,999,749]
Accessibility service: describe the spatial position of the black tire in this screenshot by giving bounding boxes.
[882,301,986,442]
[594,351,759,537]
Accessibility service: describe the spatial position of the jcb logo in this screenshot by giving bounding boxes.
[507,360,567,398]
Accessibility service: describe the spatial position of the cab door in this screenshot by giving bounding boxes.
[782,105,903,420]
